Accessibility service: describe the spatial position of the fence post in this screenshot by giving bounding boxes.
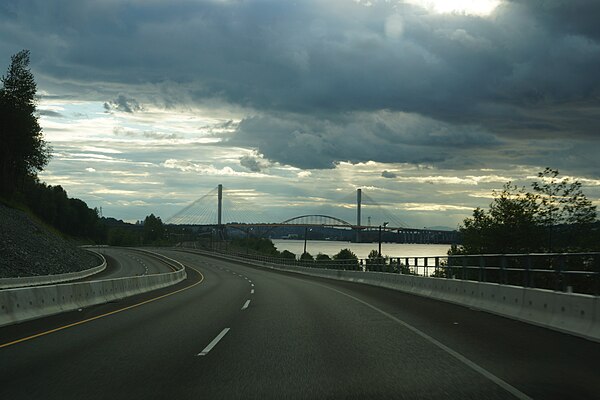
[525,255,532,288]
[500,255,507,284]
[424,257,428,277]
[594,254,600,296]
[557,254,566,292]
[478,255,484,282]
[461,256,466,280]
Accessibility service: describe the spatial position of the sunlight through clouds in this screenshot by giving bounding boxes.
[406,0,500,16]
[6,0,595,225]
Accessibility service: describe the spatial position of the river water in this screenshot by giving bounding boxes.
[272,239,450,260]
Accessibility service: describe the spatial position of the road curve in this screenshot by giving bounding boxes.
[82,247,176,280]
[0,248,598,399]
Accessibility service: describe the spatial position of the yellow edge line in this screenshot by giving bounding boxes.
[0,264,204,349]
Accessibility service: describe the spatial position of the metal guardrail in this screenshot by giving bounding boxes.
[182,244,600,295]
[445,253,600,295]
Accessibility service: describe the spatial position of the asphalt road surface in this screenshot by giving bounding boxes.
[1,248,598,399]
[83,247,176,280]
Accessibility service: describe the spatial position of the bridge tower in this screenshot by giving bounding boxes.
[217,184,225,241]
[218,184,223,226]
[356,188,362,242]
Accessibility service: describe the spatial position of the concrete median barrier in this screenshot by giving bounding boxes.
[0,250,186,328]
[549,292,595,338]
[0,250,107,289]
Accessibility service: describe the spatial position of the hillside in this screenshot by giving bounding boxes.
[0,203,99,278]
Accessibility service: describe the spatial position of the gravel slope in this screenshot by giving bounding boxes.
[0,203,99,278]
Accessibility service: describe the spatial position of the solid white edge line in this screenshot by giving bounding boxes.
[312,283,533,400]
[197,328,231,356]
[241,299,251,310]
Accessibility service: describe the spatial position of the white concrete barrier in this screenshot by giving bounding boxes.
[185,249,599,342]
[0,250,107,289]
[549,292,595,338]
[0,250,186,327]
[519,288,557,327]
[591,297,600,340]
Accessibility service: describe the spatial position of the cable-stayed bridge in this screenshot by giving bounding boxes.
[165,185,458,243]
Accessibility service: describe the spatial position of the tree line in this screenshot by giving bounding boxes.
[0,50,169,245]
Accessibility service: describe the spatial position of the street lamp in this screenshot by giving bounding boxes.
[303,227,312,256]
[378,222,389,257]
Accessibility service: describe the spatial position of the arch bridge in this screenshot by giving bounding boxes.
[277,214,353,228]
[226,214,355,231]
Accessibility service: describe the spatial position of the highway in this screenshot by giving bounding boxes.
[1,248,598,399]
[85,247,176,280]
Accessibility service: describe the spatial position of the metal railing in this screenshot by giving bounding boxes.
[180,243,600,295]
[444,253,600,295]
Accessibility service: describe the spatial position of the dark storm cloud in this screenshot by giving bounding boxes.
[1,0,598,172]
[239,155,268,173]
[229,111,502,169]
[508,0,600,41]
[103,95,142,113]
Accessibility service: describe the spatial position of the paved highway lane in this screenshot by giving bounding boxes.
[84,247,176,280]
[1,249,598,399]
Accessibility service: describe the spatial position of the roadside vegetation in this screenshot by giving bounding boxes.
[225,237,366,269]
[0,50,105,242]
[0,50,172,248]
[451,168,599,255]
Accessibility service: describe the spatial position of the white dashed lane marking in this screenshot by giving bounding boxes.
[241,300,251,310]
[197,328,231,356]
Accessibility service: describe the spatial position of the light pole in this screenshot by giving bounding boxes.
[378,222,389,257]
[303,227,312,256]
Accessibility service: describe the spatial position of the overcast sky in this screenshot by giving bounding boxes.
[1,0,599,228]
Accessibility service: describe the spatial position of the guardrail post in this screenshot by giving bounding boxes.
[557,254,566,292]
[594,254,600,296]
[461,256,466,280]
[478,255,485,282]
[424,257,428,277]
[500,255,507,284]
[525,255,532,288]
[434,257,440,277]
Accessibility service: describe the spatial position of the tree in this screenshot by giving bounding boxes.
[461,182,543,254]
[366,249,385,271]
[232,237,279,256]
[333,248,359,270]
[532,168,597,251]
[452,169,598,255]
[315,253,331,261]
[279,250,296,260]
[143,214,165,244]
[0,50,50,196]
